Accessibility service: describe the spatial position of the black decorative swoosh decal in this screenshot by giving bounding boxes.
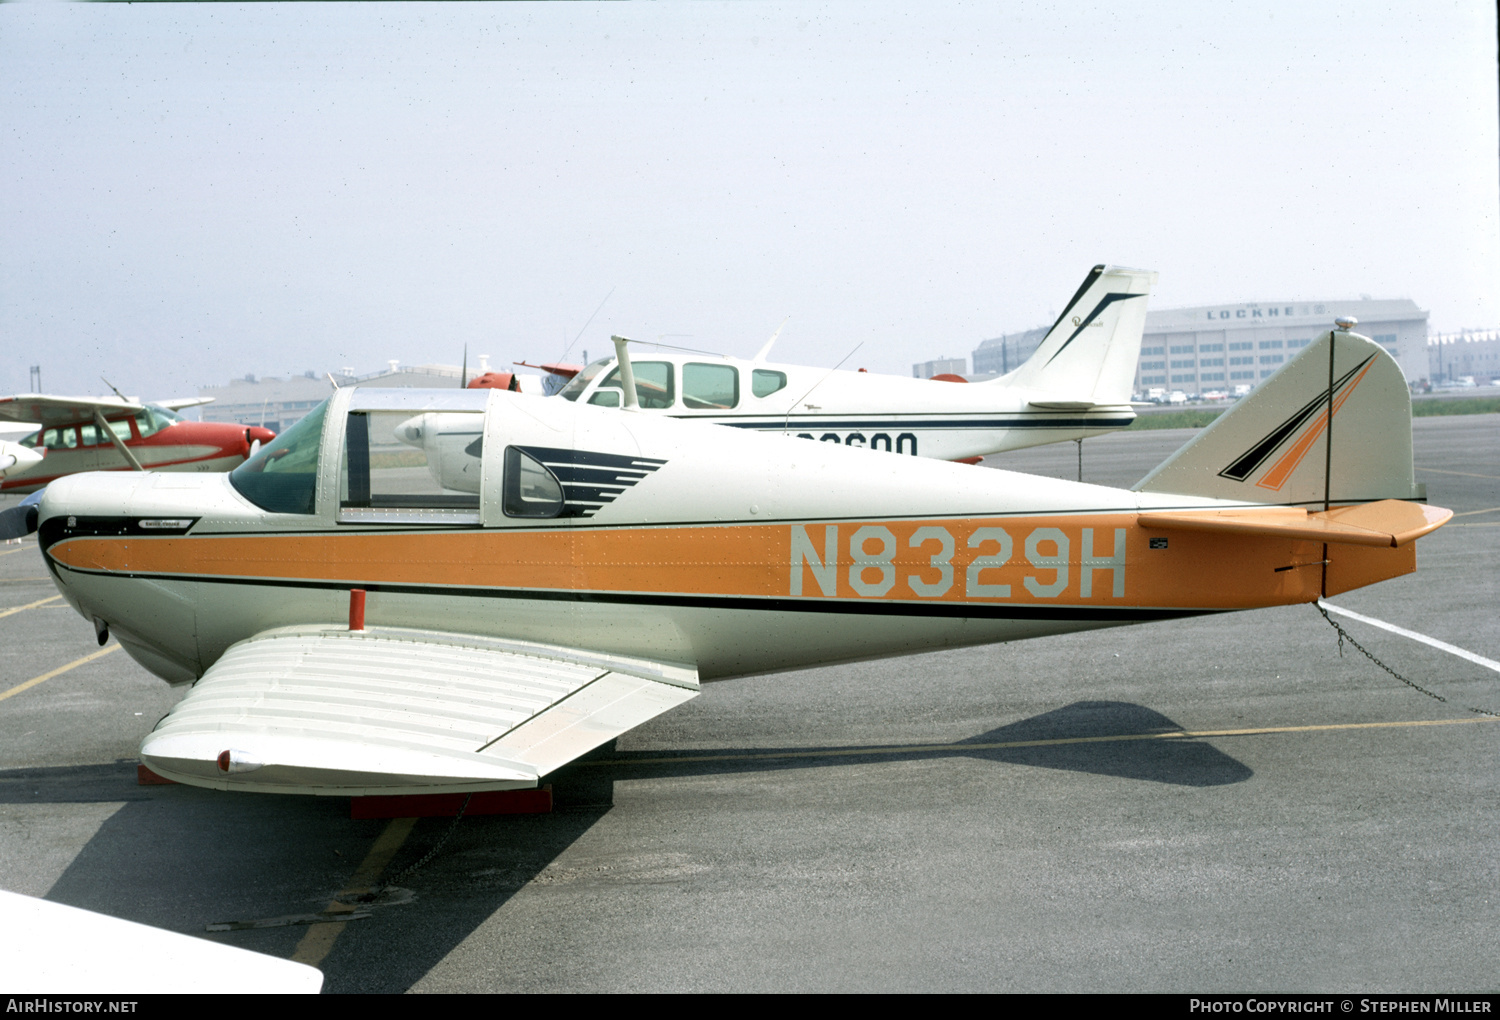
[1217,354,1375,482]
[1043,265,1105,337]
[518,446,667,518]
[1043,292,1145,366]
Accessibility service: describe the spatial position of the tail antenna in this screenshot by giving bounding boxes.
[1322,318,1356,597]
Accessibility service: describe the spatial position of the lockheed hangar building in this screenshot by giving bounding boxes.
[968,298,1429,395]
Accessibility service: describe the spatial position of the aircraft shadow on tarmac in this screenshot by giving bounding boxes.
[7,701,1248,992]
[593,699,1254,788]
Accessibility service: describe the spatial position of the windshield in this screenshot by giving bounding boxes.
[229,401,328,514]
[135,405,182,438]
[556,358,614,401]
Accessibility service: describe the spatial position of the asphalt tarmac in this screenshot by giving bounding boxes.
[1,415,1495,993]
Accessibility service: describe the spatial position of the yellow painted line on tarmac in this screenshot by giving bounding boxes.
[0,544,34,558]
[291,816,418,967]
[273,716,1496,967]
[1417,466,1500,480]
[0,644,119,703]
[1451,506,1500,518]
[581,716,1500,769]
[0,595,61,620]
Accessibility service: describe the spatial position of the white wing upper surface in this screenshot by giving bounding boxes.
[156,396,215,412]
[0,394,143,428]
[141,626,699,795]
[0,890,323,994]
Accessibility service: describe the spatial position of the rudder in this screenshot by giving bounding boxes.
[1002,265,1157,405]
[1135,327,1418,507]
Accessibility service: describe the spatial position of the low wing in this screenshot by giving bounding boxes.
[141,626,699,795]
[0,394,142,428]
[0,889,322,994]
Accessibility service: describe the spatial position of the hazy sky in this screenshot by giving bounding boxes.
[3,1,1496,400]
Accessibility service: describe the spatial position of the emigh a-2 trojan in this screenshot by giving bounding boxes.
[7,322,1446,797]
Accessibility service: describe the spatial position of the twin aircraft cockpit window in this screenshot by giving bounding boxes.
[561,359,787,410]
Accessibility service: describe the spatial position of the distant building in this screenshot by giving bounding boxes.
[1135,299,1428,395]
[913,357,968,379]
[1428,330,1500,386]
[971,327,1047,377]
[967,297,1430,394]
[199,362,467,432]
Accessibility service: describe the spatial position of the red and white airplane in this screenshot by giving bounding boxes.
[0,394,276,495]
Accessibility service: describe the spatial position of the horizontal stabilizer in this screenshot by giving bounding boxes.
[1139,499,1451,548]
[141,626,698,795]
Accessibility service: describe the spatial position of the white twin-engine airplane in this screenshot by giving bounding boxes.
[16,324,1446,797]
[551,264,1157,462]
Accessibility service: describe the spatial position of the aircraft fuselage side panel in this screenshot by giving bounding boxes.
[37,386,1420,685]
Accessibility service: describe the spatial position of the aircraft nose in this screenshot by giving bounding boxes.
[243,429,276,453]
[0,443,44,477]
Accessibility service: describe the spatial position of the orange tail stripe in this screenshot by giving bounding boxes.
[1255,361,1374,492]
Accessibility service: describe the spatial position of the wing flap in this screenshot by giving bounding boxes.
[479,672,698,776]
[140,626,699,795]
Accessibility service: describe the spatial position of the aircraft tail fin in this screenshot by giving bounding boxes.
[1134,327,1420,507]
[1001,265,1157,405]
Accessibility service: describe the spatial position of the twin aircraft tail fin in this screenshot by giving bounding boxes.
[1135,329,1419,507]
[1002,265,1157,405]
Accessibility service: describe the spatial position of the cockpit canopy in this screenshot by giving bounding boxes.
[229,389,524,522]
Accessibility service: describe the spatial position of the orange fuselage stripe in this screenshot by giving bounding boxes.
[47,513,1417,611]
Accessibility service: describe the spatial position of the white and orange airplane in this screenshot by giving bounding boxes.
[0,394,277,494]
[10,323,1446,797]
[517,265,1157,463]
